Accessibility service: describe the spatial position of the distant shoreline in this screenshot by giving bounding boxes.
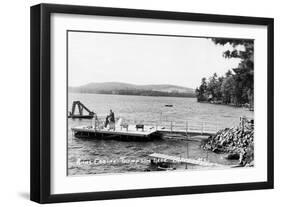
[68,82,195,98]
[68,91,196,98]
[197,100,254,110]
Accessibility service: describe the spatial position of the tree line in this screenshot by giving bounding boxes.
[75,89,196,98]
[195,38,254,108]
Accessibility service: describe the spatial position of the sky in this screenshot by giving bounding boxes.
[68,31,242,89]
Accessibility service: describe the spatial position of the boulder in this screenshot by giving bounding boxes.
[202,118,254,166]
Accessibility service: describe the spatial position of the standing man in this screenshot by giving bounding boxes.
[106,109,115,131]
[109,109,115,123]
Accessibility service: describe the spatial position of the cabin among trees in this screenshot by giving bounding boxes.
[195,38,254,109]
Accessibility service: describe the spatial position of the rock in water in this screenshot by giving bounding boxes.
[203,118,254,166]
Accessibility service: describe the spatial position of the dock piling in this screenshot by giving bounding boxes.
[201,122,204,135]
[185,120,188,133]
[185,142,189,169]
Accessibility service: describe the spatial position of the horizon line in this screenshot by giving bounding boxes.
[68,81,195,89]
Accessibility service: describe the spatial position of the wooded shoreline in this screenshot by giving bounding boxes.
[197,99,254,110]
[196,38,254,109]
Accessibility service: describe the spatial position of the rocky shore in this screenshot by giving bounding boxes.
[202,117,254,166]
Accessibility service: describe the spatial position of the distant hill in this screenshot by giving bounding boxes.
[69,82,195,98]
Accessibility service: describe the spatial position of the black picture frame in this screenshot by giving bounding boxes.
[30,3,274,204]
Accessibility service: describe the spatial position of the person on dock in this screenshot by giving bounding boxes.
[105,109,115,130]
[109,109,115,123]
[104,116,109,128]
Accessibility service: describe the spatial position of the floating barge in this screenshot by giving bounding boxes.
[71,125,162,141]
[68,114,94,119]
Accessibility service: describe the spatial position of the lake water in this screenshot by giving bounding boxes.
[68,93,254,175]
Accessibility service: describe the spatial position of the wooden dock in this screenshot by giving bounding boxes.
[157,128,215,137]
[71,122,217,141]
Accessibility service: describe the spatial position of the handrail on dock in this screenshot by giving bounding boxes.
[88,115,223,135]
[86,113,247,136]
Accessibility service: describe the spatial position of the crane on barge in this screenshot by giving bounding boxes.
[68,101,95,119]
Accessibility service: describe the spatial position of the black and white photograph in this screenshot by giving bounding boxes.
[0,0,278,205]
[67,31,254,176]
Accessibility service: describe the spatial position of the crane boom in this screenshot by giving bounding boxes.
[68,101,95,119]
